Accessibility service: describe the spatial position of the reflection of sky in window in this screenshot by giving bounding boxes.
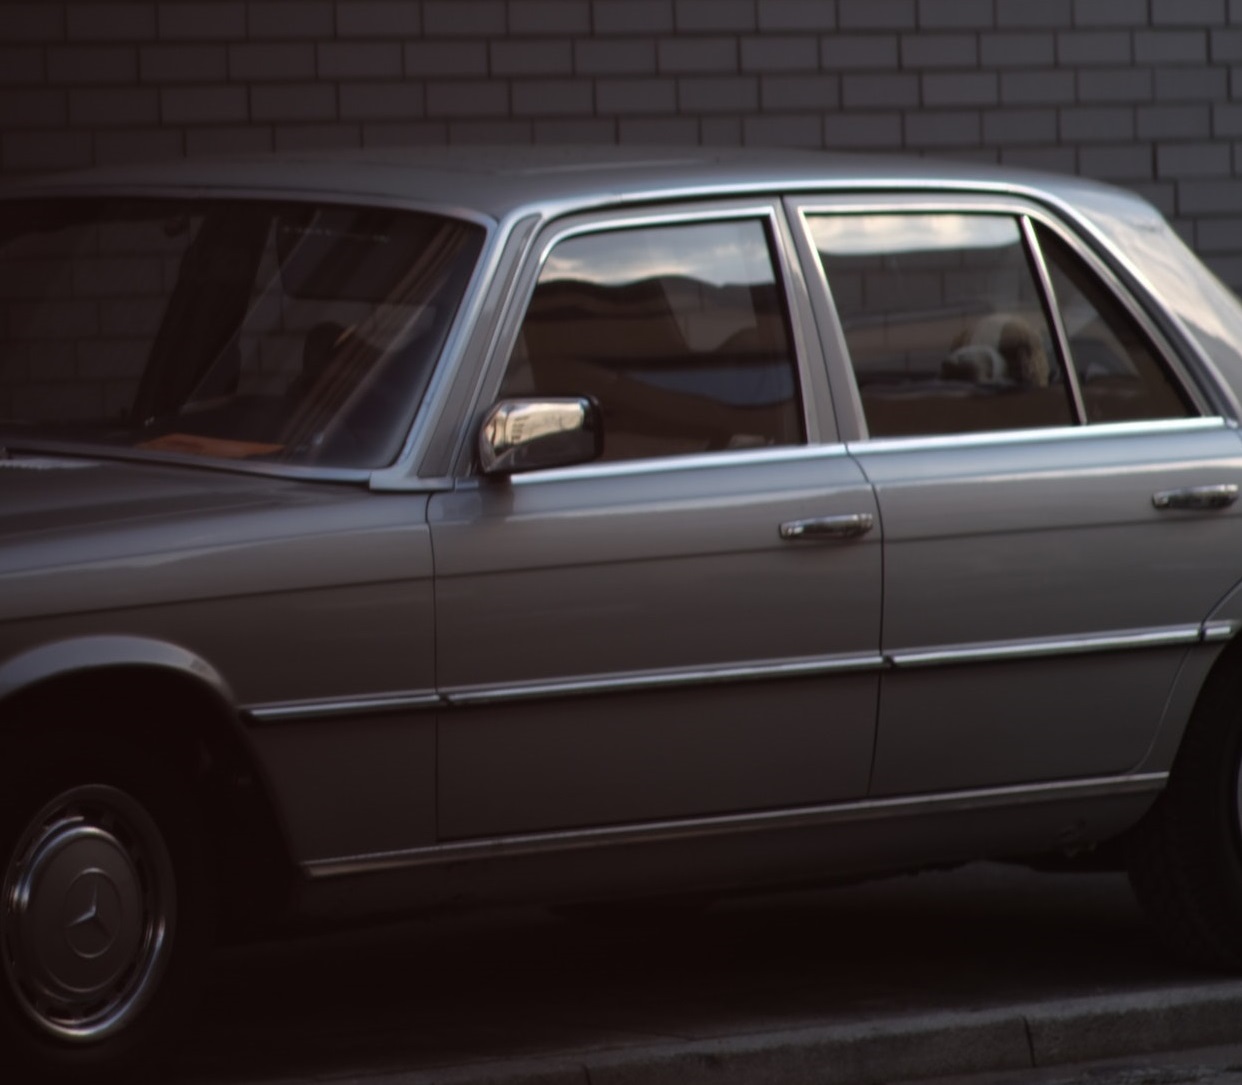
[809,214,1018,256]
[541,221,774,288]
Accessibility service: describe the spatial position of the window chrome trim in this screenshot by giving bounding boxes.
[791,193,1219,438]
[527,202,798,273]
[452,199,826,478]
[1014,188,1242,422]
[244,620,1234,724]
[411,211,547,486]
[371,214,503,487]
[506,441,849,486]
[1024,207,1215,418]
[795,193,1043,219]
[1022,214,1088,425]
[303,771,1168,878]
[846,414,1230,457]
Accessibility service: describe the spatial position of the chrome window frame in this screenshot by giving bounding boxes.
[1024,215,1206,426]
[787,192,1220,448]
[384,210,543,490]
[444,197,838,482]
[844,413,1231,456]
[1022,215,1090,425]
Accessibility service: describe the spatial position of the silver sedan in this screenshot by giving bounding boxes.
[3,146,1242,1080]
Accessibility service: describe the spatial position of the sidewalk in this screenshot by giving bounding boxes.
[225,981,1242,1085]
[183,864,1242,1085]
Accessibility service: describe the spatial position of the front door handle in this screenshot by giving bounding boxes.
[1152,484,1239,511]
[780,513,875,540]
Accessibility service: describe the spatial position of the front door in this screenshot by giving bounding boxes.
[430,205,883,839]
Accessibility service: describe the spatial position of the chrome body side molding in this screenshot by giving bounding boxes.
[244,653,886,723]
[247,691,442,723]
[1203,621,1238,642]
[887,624,1227,669]
[245,621,1236,723]
[443,652,886,707]
[304,771,1169,879]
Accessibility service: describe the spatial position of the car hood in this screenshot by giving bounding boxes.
[0,452,431,631]
[0,452,305,546]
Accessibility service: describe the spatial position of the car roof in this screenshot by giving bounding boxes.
[0,144,1150,226]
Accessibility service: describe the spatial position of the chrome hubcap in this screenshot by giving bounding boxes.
[2,786,174,1042]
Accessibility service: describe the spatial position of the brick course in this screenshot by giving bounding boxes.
[0,0,1241,288]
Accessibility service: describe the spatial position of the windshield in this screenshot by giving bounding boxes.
[0,197,484,469]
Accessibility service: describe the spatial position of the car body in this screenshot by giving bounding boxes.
[6,145,1242,1077]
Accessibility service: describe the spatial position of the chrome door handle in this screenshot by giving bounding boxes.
[780,513,874,540]
[1152,484,1239,511]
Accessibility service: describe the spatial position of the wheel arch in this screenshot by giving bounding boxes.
[0,635,297,938]
[1136,623,1242,781]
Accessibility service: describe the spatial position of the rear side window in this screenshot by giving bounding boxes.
[499,217,804,463]
[807,213,1076,439]
[1034,224,1194,424]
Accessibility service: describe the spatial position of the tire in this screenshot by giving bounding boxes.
[0,734,211,1083]
[1127,661,1242,969]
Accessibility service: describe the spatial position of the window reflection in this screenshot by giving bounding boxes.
[809,213,1076,439]
[0,199,483,469]
[1036,224,1193,424]
[502,219,804,462]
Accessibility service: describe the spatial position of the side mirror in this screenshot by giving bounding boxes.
[478,397,603,476]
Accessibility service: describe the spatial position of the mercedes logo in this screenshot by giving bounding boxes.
[63,870,122,961]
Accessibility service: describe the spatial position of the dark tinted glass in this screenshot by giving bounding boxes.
[1035,224,1194,424]
[501,218,803,462]
[0,198,484,469]
[808,213,1076,438]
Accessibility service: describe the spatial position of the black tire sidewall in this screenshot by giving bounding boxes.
[1130,664,1242,966]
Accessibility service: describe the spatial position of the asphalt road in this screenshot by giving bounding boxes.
[156,861,1240,1084]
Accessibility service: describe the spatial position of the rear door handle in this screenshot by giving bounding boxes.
[1152,484,1239,511]
[780,513,875,540]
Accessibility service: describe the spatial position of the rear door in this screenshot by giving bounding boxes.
[429,201,884,839]
[791,194,1242,797]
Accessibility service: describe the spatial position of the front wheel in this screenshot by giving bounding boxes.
[1128,662,1242,968]
[0,742,210,1082]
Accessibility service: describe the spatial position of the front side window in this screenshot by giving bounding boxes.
[808,213,1076,439]
[0,198,484,469]
[499,217,804,463]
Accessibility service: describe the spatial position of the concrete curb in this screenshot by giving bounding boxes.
[247,981,1242,1085]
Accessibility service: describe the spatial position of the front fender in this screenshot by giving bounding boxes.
[0,633,298,933]
[0,634,234,707]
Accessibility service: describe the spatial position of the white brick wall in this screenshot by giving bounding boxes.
[4,1,1242,284]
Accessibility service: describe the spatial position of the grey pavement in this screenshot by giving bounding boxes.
[920,1042,1242,1085]
[170,863,1242,1085]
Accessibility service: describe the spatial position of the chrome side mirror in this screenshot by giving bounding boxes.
[478,397,602,476]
